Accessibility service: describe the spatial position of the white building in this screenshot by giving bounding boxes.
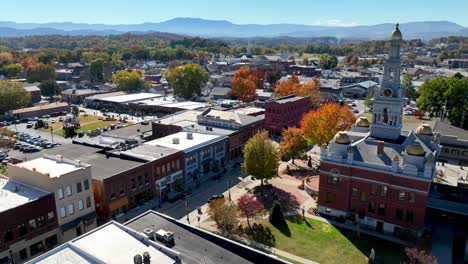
[145,132,227,188]
[8,154,97,243]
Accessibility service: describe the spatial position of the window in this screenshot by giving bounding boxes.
[48,212,55,223]
[66,185,72,196]
[84,180,90,190]
[351,187,358,197]
[368,201,376,213]
[396,209,404,220]
[67,204,74,215]
[76,182,82,193]
[110,193,116,200]
[145,174,150,185]
[19,248,27,260]
[406,210,414,223]
[326,192,333,203]
[78,200,84,211]
[378,203,386,215]
[60,207,66,218]
[327,175,339,186]
[380,186,387,197]
[4,228,13,242]
[57,188,64,200]
[37,216,45,228]
[138,176,143,186]
[119,187,125,196]
[360,192,367,202]
[86,196,92,208]
[398,191,406,201]
[29,219,37,231]
[18,223,27,236]
[409,193,416,203]
[29,241,44,257]
[371,184,377,195]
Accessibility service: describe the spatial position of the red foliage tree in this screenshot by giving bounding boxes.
[250,70,265,89]
[231,67,256,103]
[237,194,265,226]
[402,247,437,264]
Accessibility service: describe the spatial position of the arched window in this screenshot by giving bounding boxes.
[383,108,389,124]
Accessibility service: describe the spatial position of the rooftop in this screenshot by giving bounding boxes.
[99,93,163,104]
[145,131,226,152]
[102,123,152,139]
[61,89,108,96]
[28,221,179,264]
[12,102,69,114]
[117,144,181,162]
[0,176,50,212]
[45,145,144,181]
[268,94,308,104]
[14,155,88,178]
[84,91,125,101]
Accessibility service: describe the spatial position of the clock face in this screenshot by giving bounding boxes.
[384,88,393,97]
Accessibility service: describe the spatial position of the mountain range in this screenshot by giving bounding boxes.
[0,18,467,40]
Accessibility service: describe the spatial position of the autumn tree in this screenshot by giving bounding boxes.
[318,54,338,69]
[402,247,437,264]
[275,75,300,97]
[164,63,209,99]
[20,55,39,71]
[0,127,16,152]
[264,70,281,85]
[26,63,56,83]
[242,130,280,186]
[2,63,23,78]
[231,67,256,103]
[208,198,239,237]
[301,103,356,146]
[279,127,308,164]
[237,194,264,227]
[0,52,13,65]
[112,70,151,93]
[250,70,265,89]
[0,81,31,113]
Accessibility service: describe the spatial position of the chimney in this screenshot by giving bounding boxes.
[377,141,384,155]
[187,132,193,140]
[142,252,151,264]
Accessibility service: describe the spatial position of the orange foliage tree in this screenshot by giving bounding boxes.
[20,55,39,71]
[300,103,356,146]
[275,75,321,107]
[250,70,265,89]
[279,127,308,164]
[231,67,256,103]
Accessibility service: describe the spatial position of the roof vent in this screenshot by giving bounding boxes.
[187,132,193,140]
[143,252,151,264]
[172,137,180,144]
[13,186,19,193]
[32,167,36,172]
[133,254,143,264]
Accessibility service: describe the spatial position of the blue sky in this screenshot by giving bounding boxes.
[3,0,468,26]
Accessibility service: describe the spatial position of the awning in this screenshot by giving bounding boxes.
[109,197,129,211]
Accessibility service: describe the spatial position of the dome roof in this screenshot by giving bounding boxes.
[390,23,403,40]
[415,124,433,135]
[405,142,425,156]
[355,117,370,127]
[333,131,351,144]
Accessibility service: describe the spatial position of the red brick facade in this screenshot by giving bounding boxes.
[264,95,310,136]
[318,162,431,230]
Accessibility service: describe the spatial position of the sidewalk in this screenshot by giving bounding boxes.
[273,248,319,264]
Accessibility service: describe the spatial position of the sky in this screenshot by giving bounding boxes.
[2,0,468,27]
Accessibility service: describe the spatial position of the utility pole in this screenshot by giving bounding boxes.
[50,127,54,143]
[185,195,190,224]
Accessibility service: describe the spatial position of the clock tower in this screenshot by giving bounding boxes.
[370,23,406,140]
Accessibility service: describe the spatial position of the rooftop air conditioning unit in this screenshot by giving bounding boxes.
[172,137,180,144]
[143,228,154,241]
[187,132,193,140]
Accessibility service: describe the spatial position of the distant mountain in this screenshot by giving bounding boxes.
[0,18,467,39]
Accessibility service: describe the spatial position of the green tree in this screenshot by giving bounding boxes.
[318,54,338,69]
[364,92,373,110]
[111,70,150,93]
[401,73,418,100]
[0,81,31,113]
[164,63,209,99]
[2,63,23,78]
[417,77,449,118]
[89,59,104,83]
[242,130,280,186]
[26,63,56,83]
[39,80,62,99]
[301,57,309,66]
[269,200,286,227]
[208,198,239,237]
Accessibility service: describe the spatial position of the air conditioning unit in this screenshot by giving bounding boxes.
[143,228,154,241]
[172,137,180,144]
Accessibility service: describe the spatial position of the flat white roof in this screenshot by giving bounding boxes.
[0,177,49,212]
[145,132,226,152]
[234,107,264,116]
[15,157,84,178]
[133,96,207,110]
[30,222,177,264]
[99,93,163,103]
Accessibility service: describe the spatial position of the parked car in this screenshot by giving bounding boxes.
[26,122,34,128]
[78,132,84,137]
[207,194,224,203]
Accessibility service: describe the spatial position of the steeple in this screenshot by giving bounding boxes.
[370,23,405,140]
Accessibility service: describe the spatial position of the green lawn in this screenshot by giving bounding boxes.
[246,217,404,264]
[40,114,131,136]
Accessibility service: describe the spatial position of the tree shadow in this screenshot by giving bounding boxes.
[271,218,291,237]
[253,185,300,212]
[242,223,276,247]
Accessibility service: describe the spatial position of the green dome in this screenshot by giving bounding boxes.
[390,23,403,40]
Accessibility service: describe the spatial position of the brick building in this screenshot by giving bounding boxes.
[0,176,59,264]
[317,24,441,240]
[264,95,310,136]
